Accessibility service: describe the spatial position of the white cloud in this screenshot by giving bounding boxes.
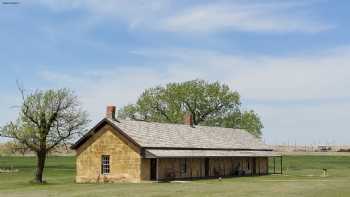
[36,0,172,28]
[253,102,350,145]
[229,48,350,101]
[132,46,350,101]
[37,46,350,114]
[35,0,333,33]
[161,2,332,33]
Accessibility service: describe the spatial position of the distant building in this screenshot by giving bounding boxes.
[71,106,281,183]
[318,145,332,152]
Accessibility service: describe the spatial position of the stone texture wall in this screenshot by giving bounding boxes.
[140,159,151,180]
[75,125,142,183]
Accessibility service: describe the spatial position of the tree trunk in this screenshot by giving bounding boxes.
[34,150,47,183]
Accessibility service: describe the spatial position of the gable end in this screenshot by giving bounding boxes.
[71,118,142,150]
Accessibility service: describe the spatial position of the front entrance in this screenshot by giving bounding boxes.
[150,159,157,180]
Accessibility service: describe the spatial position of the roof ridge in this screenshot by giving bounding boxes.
[116,118,247,132]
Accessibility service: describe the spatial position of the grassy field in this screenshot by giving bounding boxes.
[0,155,350,197]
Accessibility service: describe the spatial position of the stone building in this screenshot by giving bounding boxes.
[71,106,281,183]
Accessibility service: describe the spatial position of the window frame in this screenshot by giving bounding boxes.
[101,155,110,175]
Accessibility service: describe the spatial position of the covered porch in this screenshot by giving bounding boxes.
[143,149,282,181]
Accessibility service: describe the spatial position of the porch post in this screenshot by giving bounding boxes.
[190,158,193,179]
[251,158,253,176]
[273,157,276,174]
[223,158,226,177]
[280,156,283,174]
[156,158,159,181]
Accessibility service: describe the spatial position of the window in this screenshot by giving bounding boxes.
[101,155,110,175]
[180,159,187,175]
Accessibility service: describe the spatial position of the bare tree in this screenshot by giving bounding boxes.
[0,87,89,183]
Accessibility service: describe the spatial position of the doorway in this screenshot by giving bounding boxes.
[204,158,209,177]
[252,158,257,175]
[150,159,157,180]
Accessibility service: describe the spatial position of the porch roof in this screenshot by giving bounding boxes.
[144,149,281,158]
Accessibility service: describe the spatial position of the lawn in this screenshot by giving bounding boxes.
[0,155,350,197]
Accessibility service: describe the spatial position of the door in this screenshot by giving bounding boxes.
[205,158,210,177]
[150,159,157,180]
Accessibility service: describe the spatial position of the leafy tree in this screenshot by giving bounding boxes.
[203,110,263,137]
[119,79,263,137]
[0,88,89,183]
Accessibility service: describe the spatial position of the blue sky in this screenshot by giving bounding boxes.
[1,0,350,145]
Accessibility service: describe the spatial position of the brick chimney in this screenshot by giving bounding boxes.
[184,113,194,127]
[106,106,116,120]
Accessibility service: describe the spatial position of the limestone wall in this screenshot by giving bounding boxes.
[140,159,150,180]
[75,125,142,183]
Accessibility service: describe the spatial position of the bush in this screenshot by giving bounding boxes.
[337,148,350,152]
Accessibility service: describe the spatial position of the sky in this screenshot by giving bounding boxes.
[1,0,350,145]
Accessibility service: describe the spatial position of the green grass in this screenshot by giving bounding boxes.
[1,155,350,197]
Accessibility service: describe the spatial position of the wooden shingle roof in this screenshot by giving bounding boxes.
[72,118,272,151]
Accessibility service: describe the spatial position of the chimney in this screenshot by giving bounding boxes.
[184,113,194,127]
[106,106,116,120]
